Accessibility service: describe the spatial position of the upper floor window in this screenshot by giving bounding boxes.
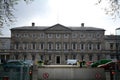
[39,43,44,50]
[22,42,28,50]
[72,43,77,50]
[32,34,36,38]
[72,33,77,38]
[48,34,53,38]
[96,43,101,50]
[31,42,36,50]
[64,34,69,38]
[63,43,69,50]
[16,34,19,37]
[48,43,53,50]
[110,43,114,49]
[80,43,85,50]
[14,42,19,49]
[88,43,93,50]
[89,55,92,61]
[56,43,61,50]
[56,34,61,38]
[80,33,85,38]
[40,33,44,38]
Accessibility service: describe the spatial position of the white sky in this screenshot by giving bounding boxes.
[1,0,120,37]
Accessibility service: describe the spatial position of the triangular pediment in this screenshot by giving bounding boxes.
[45,24,71,31]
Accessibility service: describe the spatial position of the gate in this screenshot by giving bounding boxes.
[0,64,31,80]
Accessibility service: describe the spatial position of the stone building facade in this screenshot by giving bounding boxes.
[0,37,10,63]
[9,23,120,64]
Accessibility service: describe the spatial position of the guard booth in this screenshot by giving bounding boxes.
[0,62,32,80]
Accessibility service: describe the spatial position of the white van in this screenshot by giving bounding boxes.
[67,59,77,65]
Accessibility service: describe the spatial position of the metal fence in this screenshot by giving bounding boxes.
[0,66,31,80]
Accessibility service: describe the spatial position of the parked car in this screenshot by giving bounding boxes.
[98,62,120,71]
[67,59,77,65]
[23,60,33,67]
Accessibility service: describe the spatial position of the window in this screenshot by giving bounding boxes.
[80,34,85,38]
[80,43,85,50]
[40,33,44,38]
[48,43,53,50]
[49,55,51,60]
[40,55,44,60]
[23,42,28,50]
[56,34,61,38]
[16,34,19,37]
[39,43,44,50]
[72,43,77,50]
[89,55,92,61]
[97,55,100,60]
[81,55,84,60]
[88,43,93,50]
[72,33,77,38]
[64,43,69,50]
[65,55,68,60]
[56,43,61,50]
[96,43,101,50]
[64,34,69,38]
[15,42,19,49]
[32,42,36,50]
[73,54,76,59]
[48,34,53,38]
[32,34,36,38]
[110,43,114,49]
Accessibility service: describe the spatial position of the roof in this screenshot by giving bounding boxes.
[11,24,105,31]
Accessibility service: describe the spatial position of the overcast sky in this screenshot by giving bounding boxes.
[1,0,120,37]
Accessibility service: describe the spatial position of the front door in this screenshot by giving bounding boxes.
[56,56,60,64]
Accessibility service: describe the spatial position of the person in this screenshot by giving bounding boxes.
[79,60,82,68]
[77,60,80,67]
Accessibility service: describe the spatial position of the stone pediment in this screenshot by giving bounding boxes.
[45,24,71,31]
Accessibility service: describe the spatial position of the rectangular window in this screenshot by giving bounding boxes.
[73,55,76,59]
[40,33,44,38]
[40,55,43,60]
[64,34,69,38]
[48,43,53,50]
[32,43,36,50]
[88,43,93,50]
[96,43,101,50]
[110,43,114,49]
[64,43,69,50]
[72,33,77,38]
[80,43,85,50]
[39,43,44,50]
[65,55,68,60]
[56,43,61,50]
[15,42,19,49]
[89,55,92,61]
[23,43,28,50]
[49,55,51,60]
[48,34,53,38]
[72,43,77,50]
[56,34,61,38]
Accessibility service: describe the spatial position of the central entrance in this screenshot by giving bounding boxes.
[56,56,60,64]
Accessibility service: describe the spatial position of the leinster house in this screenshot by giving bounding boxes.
[0,23,120,64]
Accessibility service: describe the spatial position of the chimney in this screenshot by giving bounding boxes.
[81,23,84,27]
[32,22,35,27]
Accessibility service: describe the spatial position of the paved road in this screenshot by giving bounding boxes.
[32,65,120,80]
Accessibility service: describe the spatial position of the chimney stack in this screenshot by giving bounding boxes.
[32,22,35,27]
[81,23,84,27]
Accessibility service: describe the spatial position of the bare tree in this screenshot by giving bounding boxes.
[0,0,33,27]
[97,0,120,18]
